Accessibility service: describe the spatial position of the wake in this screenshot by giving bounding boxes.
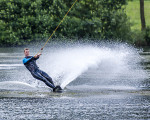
[40,43,148,89]
[0,81,36,91]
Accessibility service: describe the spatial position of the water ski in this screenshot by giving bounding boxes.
[53,86,63,92]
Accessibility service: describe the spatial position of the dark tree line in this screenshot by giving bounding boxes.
[0,0,133,46]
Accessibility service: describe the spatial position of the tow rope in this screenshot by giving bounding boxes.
[35,0,78,56]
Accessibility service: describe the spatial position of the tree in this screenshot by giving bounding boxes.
[140,0,146,31]
[0,0,130,46]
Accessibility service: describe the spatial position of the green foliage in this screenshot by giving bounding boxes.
[145,26,150,45]
[130,26,150,46]
[0,0,131,46]
[131,30,146,46]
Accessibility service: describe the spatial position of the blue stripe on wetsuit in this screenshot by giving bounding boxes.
[23,56,33,64]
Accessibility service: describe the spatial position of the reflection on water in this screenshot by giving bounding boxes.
[0,45,150,119]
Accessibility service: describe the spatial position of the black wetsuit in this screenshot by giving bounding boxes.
[23,56,55,89]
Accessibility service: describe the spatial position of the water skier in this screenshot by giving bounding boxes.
[23,48,62,92]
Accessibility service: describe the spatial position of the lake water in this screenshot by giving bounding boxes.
[0,44,150,119]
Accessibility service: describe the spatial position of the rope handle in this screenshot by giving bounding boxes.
[34,48,43,57]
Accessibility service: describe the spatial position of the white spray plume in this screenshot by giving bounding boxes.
[39,44,147,89]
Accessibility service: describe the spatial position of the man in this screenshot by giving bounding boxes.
[23,48,62,92]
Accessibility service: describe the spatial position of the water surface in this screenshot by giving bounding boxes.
[0,44,150,119]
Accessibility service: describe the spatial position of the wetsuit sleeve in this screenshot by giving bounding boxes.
[23,57,34,65]
[34,56,39,60]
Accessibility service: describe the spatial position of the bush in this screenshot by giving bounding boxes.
[131,30,146,46]
[130,26,150,46]
[0,0,132,46]
[145,26,150,45]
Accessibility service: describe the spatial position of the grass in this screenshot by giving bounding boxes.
[126,0,150,31]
